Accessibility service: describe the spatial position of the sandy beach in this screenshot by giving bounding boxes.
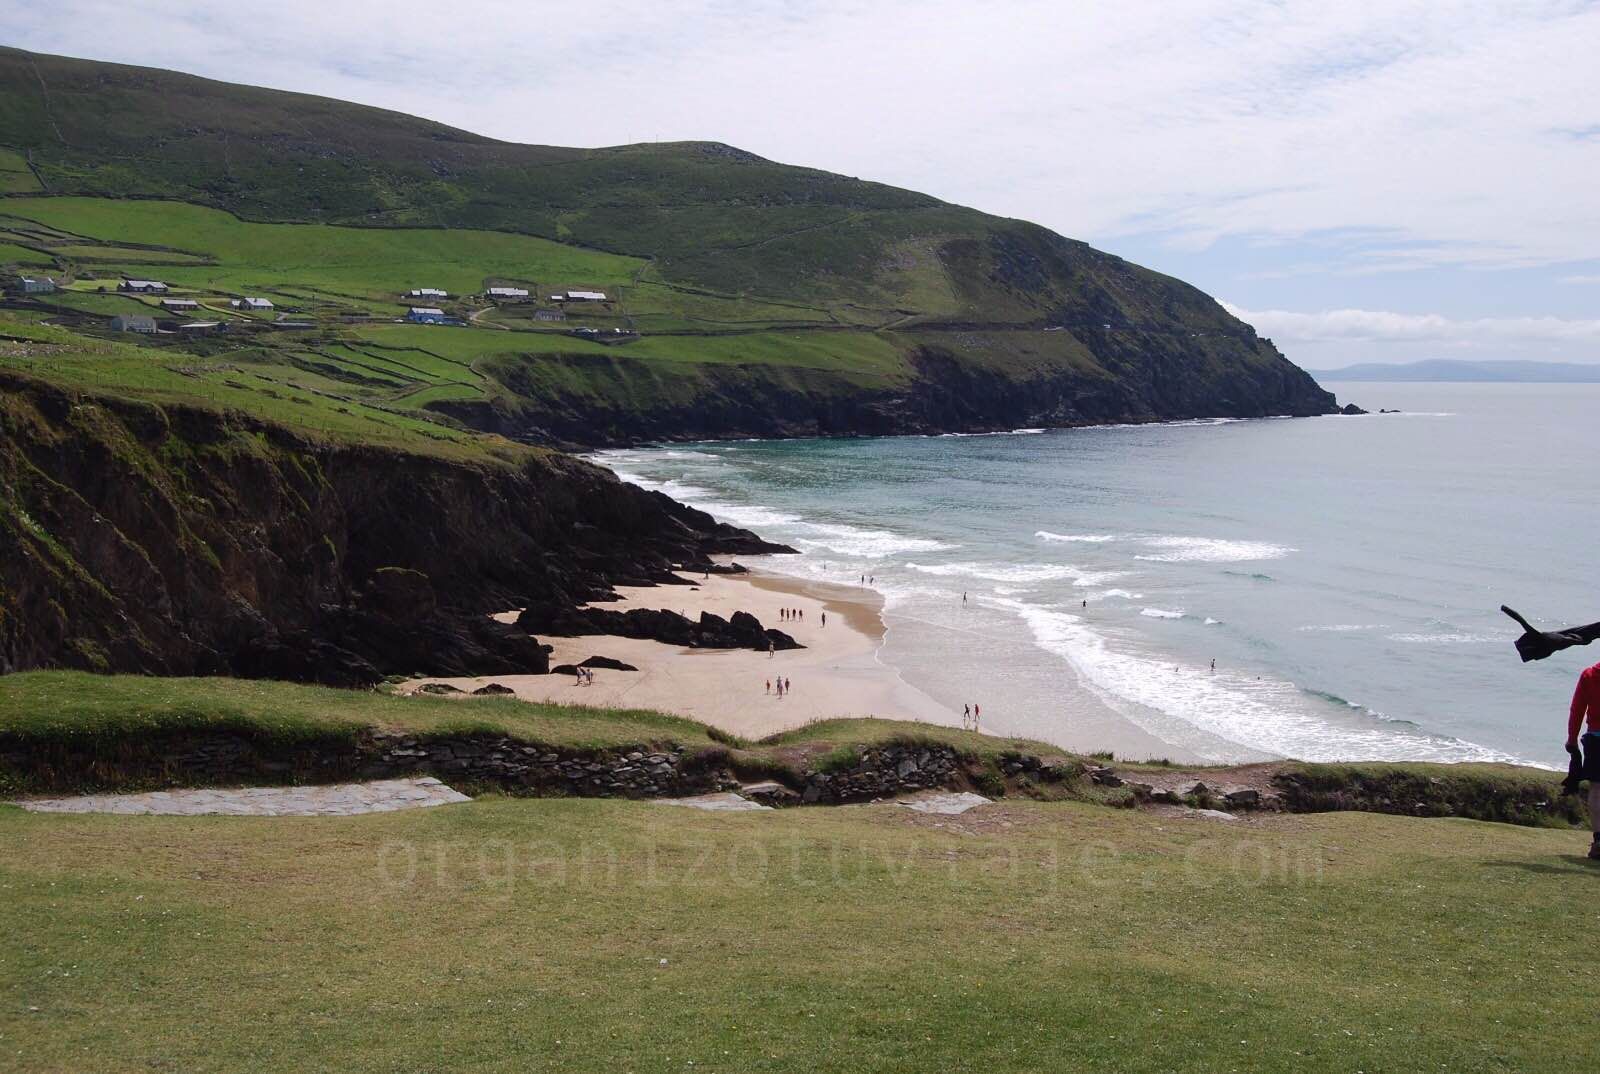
[404,567,962,740]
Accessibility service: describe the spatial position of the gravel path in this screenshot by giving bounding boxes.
[12,777,470,817]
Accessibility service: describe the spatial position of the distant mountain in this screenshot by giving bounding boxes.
[1311,360,1600,383]
[0,45,1335,440]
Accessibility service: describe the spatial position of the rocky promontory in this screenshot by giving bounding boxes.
[0,372,789,684]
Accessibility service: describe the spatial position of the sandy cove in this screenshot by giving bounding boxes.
[403,569,963,740]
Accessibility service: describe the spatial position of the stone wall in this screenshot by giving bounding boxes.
[363,735,725,798]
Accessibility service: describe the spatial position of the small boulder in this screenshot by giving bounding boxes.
[417,683,463,695]
[1223,787,1261,809]
[471,683,516,696]
[579,655,638,672]
[1087,766,1124,787]
[1186,808,1237,822]
[741,781,801,807]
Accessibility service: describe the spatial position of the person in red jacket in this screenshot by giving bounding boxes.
[1566,661,1600,859]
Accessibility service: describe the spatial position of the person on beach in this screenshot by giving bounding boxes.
[1565,659,1600,859]
[768,639,774,658]
[821,611,826,628]
[1210,659,1216,672]
[574,666,583,685]
[962,703,971,729]
[766,679,771,695]
[973,703,980,732]
[777,679,785,699]
[963,592,968,605]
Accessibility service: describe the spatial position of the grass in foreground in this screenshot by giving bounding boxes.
[0,793,1591,1072]
[0,671,723,753]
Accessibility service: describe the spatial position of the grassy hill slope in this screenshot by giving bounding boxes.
[0,46,1336,442]
[0,671,1589,1072]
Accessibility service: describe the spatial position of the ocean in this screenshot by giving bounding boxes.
[594,382,1595,768]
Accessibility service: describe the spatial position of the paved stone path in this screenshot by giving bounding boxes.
[656,792,773,812]
[898,791,992,815]
[1183,807,1238,822]
[13,777,470,817]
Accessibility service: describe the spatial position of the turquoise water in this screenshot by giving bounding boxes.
[596,383,1594,766]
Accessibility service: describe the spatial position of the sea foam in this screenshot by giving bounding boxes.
[1134,536,1294,563]
[988,597,1530,765]
[1036,531,1118,543]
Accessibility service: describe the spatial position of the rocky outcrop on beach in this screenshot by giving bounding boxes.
[0,373,789,684]
[520,604,801,653]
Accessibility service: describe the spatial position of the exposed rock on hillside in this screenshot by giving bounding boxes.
[0,373,787,682]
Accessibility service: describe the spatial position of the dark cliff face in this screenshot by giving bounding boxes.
[435,337,1336,448]
[0,374,785,683]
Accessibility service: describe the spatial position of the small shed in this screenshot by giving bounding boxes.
[486,286,530,301]
[19,276,56,294]
[407,288,448,299]
[110,315,158,333]
[174,320,224,336]
[161,298,200,311]
[120,279,169,293]
[405,307,449,325]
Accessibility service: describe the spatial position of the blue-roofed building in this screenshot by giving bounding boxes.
[405,306,450,325]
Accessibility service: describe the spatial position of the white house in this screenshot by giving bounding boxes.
[18,276,56,294]
[231,297,274,311]
[110,315,157,333]
[564,290,607,302]
[120,279,169,293]
[407,288,448,299]
[486,286,530,300]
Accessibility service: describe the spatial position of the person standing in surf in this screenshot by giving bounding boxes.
[1566,659,1600,859]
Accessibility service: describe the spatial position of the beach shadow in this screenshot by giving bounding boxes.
[1482,856,1600,877]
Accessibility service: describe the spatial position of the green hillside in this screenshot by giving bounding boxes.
[0,672,1589,1074]
[0,46,1336,444]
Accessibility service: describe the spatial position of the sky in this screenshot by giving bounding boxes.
[4,0,1598,367]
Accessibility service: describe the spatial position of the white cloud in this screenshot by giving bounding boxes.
[3,0,1598,279]
[1222,302,1600,354]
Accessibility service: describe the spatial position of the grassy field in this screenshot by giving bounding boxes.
[1,788,1591,1072]
[1,672,1590,1069]
[0,671,726,752]
[0,315,515,461]
[0,197,644,306]
[0,194,932,446]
